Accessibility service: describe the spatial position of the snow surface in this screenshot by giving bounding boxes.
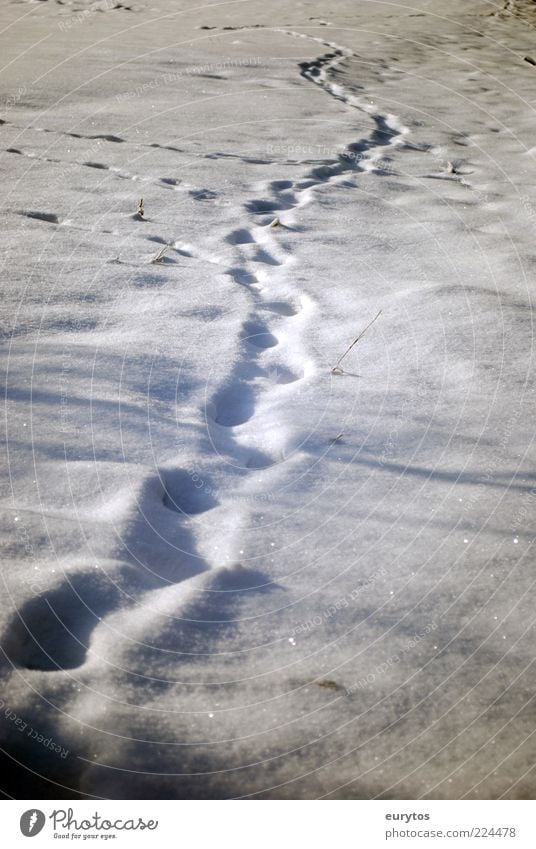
[1,0,536,799]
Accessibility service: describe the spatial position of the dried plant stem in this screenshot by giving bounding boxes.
[331,310,382,374]
[152,244,169,263]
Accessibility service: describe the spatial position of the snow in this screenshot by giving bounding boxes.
[1,0,536,799]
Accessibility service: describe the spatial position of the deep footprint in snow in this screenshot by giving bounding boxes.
[246,450,276,470]
[161,469,218,515]
[267,364,302,384]
[17,210,59,224]
[252,247,282,266]
[227,267,259,287]
[83,161,110,170]
[269,179,294,191]
[263,300,300,316]
[245,198,295,213]
[3,570,126,671]
[225,228,255,245]
[209,381,256,427]
[241,320,278,348]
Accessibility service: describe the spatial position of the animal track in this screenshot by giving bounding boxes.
[161,469,218,515]
[226,228,256,245]
[11,25,407,695]
[245,198,295,213]
[263,300,299,316]
[18,210,59,224]
[83,161,109,170]
[252,248,282,266]
[209,382,256,427]
[246,450,277,470]
[4,570,124,671]
[227,267,259,287]
[268,365,302,384]
[241,321,278,348]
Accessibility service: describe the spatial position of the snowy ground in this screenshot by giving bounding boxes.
[1,0,536,799]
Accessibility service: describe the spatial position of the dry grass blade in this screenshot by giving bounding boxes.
[331,310,382,374]
[151,244,169,263]
[330,432,344,442]
[136,197,144,218]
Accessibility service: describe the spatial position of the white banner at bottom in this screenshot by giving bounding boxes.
[2,800,535,848]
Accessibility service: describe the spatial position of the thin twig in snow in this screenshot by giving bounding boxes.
[331,310,382,374]
[151,244,169,263]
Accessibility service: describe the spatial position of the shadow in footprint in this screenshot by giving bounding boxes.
[128,565,281,662]
[241,320,278,348]
[3,571,125,671]
[18,210,59,224]
[252,248,281,266]
[263,300,299,316]
[245,198,294,213]
[83,161,109,170]
[189,188,218,200]
[227,267,258,287]
[269,365,301,384]
[225,229,255,245]
[269,180,293,191]
[209,381,256,427]
[162,469,218,516]
[246,450,276,470]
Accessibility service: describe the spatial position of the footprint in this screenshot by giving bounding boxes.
[227,267,258,287]
[3,571,124,671]
[209,382,256,427]
[241,321,278,348]
[310,163,340,181]
[252,248,281,266]
[245,198,294,213]
[189,188,218,200]
[161,469,218,516]
[174,245,194,257]
[245,450,276,470]
[17,210,59,224]
[263,300,299,317]
[225,228,255,245]
[83,161,109,170]
[160,177,180,186]
[76,133,124,144]
[267,365,302,384]
[269,180,294,191]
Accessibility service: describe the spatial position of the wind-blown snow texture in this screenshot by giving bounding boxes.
[1,0,536,799]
